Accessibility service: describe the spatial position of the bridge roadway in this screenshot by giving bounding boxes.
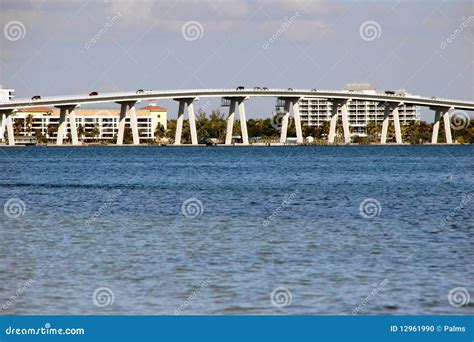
[0,88,473,146]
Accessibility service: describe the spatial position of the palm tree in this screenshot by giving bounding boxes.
[77,124,85,142]
[90,124,100,143]
[13,118,23,136]
[34,129,47,144]
[46,123,58,141]
[165,120,177,140]
[25,114,34,136]
[154,123,165,143]
[366,122,381,143]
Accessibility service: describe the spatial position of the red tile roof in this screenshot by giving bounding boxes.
[18,107,53,112]
[141,105,167,112]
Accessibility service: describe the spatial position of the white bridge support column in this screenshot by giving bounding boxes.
[279,102,290,144]
[393,106,402,144]
[431,107,453,144]
[129,103,139,145]
[328,102,338,144]
[225,99,237,145]
[0,113,5,143]
[238,99,249,145]
[340,102,350,144]
[278,98,303,144]
[380,105,390,144]
[174,98,196,145]
[188,100,198,146]
[68,106,79,146]
[56,107,67,145]
[293,100,303,144]
[4,112,15,146]
[328,100,350,144]
[444,108,453,144]
[116,101,138,145]
[380,103,402,144]
[174,101,185,145]
[431,109,441,144]
[56,105,79,146]
[116,103,127,145]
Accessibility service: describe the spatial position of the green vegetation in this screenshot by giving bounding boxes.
[34,129,47,144]
[25,114,34,136]
[8,112,474,145]
[163,109,474,144]
[46,123,58,140]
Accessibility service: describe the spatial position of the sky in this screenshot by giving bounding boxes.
[0,0,472,122]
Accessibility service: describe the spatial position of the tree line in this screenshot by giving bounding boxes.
[10,111,474,144]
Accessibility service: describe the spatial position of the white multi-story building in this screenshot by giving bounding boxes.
[7,105,167,143]
[0,85,14,103]
[299,84,419,136]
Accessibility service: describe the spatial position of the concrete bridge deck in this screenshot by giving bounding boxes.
[1,88,472,146]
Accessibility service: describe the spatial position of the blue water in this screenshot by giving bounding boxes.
[0,146,473,315]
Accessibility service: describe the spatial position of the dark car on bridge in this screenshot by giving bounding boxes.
[89,91,99,96]
[136,89,144,94]
[31,95,41,100]
[236,86,245,90]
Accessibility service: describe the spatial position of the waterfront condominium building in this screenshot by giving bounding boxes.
[0,86,14,102]
[298,84,420,136]
[5,104,167,143]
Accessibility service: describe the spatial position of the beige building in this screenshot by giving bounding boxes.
[9,105,167,142]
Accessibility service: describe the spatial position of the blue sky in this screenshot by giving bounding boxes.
[0,0,472,121]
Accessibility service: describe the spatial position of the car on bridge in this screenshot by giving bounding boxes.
[89,91,99,96]
[262,87,269,91]
[236,86,245,90]
[385,90,395,95]
[254,87,261,91]
[287,88,293,91]
[31,95,41,100]
[136,89,144,94]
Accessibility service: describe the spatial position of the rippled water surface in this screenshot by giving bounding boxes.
[0,145,473,315]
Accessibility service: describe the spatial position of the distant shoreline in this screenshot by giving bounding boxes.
[0,143,470,148]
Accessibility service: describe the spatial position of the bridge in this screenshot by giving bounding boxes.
[1,88,473,146]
